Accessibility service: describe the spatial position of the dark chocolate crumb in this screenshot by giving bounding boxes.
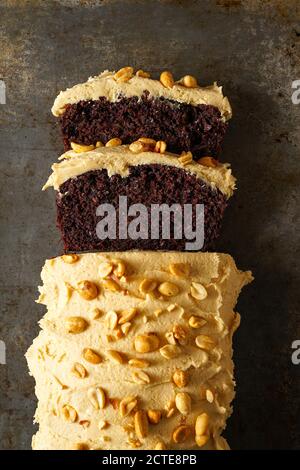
[59,93,227,159]
[56,164,228,253]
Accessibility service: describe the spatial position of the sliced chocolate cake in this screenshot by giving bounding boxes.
[43,143,236,253]
[52,68,232,159]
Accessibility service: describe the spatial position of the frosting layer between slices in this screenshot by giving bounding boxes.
[52,70,232,120]
[43,145,236,199]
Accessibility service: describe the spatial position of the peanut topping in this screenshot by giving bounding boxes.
[110,398,120,410]
[118,308,138,324]
[178,151,193,166]
[91,307,102,319]
[198,156,218,168]
[129,140,149,153]
[173,324,187,344]
[120,322,132,335]
[167,304,178,312]
[103,278,121,292]
[172,369,189,388]
[112,259,126,278]
[175,392,192,415]
[190,282,207,300]
[87,386,106,409]
[105,137,122,147]
[195,412,209,436]
[181,75,198,88]
[62,254,79,264]
[98,420,109,430]
[139,279,157,294]
[119,396,138,417]
[159,344,181,359]
[172,424,191,443]
[83,348,102,364]
[160,70,174,88]
[134,333,160,353]
[189,315,207,329]
[105,310,118,330]
[154,140,167,154]
[70,142,95,153]
[132,370,150,385]
[98,261,114,278]
[165,331,176,345]
[154,308,164,317]
[128,358,150,368]
[169,262,190,277]
[158,281,179,297]
[165,399,176,418]
[62,405,77,422]
[155,440,167,450]
[106,349,126,364]
[136,69,150,78]
[65,316,88,334]
[79,420,90,428]
[114,66,134,83]
[77,280,98,300]
[195,434,210,447]
[71,362,88,379]
[147,409,162,424]
[195,335,215,351]
[115,327,123,339]
[205,389,214,403]
[106,334,115,343]
[134,410,148,439]
[138,137,156,147]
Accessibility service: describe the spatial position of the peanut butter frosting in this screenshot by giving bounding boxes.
[26,251,253,450]
[43,145,236,199]
[51,70,232,120]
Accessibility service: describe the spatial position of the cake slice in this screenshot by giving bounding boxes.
[43,144,236,253]
[26,251,253,450]
[52,68,232,159]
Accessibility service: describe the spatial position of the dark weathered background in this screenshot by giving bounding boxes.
[0,0,299,450]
